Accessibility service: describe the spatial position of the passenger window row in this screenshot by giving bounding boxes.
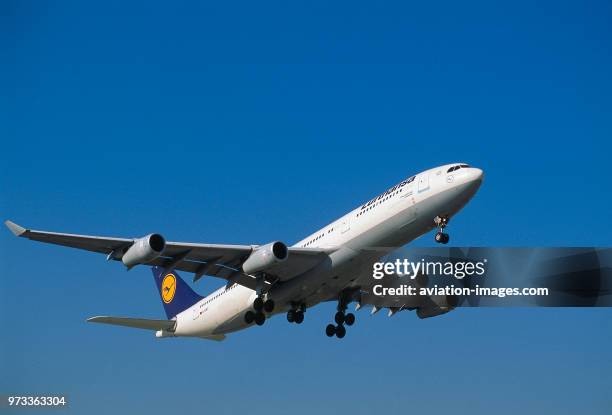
[303,228,333,247]
[202,283,236,305]
[356,188,403,217]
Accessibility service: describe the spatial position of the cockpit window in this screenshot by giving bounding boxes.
[447,164,471,173]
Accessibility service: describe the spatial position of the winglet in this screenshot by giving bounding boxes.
[4,220,26,236]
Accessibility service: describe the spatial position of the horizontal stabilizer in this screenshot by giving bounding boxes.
[87,316,176,331]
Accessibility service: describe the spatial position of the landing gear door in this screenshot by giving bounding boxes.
[418,173,430,192]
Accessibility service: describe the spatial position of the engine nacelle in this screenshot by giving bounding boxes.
[242,241,288,275]
[121,233,166,268]
[416,306,449,319]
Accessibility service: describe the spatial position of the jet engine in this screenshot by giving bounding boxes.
[121,233,166,268]
[242,241,288,274]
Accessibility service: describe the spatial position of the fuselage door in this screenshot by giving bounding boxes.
[192,306,200,320]
[418,173,430,193]
[341,216,350,234]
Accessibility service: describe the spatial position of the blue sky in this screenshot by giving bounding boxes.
[2,1,611,413]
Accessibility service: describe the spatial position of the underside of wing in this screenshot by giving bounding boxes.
[151,245,331,287]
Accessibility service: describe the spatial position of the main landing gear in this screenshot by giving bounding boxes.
[325,303,355,339]
[286,304,305,324]
[244,296,275,326]
[434,215,450,244]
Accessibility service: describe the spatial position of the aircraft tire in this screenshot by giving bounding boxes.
[255,312,266,326]
[334,311,345,325]
[253,297,264,311]
[263,299,275,313]
[335,325,346,338]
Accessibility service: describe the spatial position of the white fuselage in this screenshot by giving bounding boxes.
[169,163,483,339]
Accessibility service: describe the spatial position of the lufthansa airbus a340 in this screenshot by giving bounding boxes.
[6,163,483,340]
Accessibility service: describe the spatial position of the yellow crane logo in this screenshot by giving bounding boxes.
[161,274,177,304]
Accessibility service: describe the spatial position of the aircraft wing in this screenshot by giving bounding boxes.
[5,220,330,290]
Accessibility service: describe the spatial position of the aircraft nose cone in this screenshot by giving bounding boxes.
[471,168,484,182]
[458,167,484,199]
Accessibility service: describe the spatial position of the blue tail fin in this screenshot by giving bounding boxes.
[152,266,203,319]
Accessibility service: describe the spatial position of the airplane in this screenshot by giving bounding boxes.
[5,163,483,340]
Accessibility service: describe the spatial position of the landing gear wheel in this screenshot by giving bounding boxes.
[434,216,450,244]
[253,297,264,311]
[287,310,295,323]
[294,311,304,324]
[325,324,336,337]
[263,299,275,313]
[335,325,346,338]
[435,232,449,244]
[244,311,255,324]
[344,313,355,326]
[334,311,345,325]
[254,312,266,326]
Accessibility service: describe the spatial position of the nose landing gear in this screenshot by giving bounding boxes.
[435,232,449,244]
[434,216,450,244]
